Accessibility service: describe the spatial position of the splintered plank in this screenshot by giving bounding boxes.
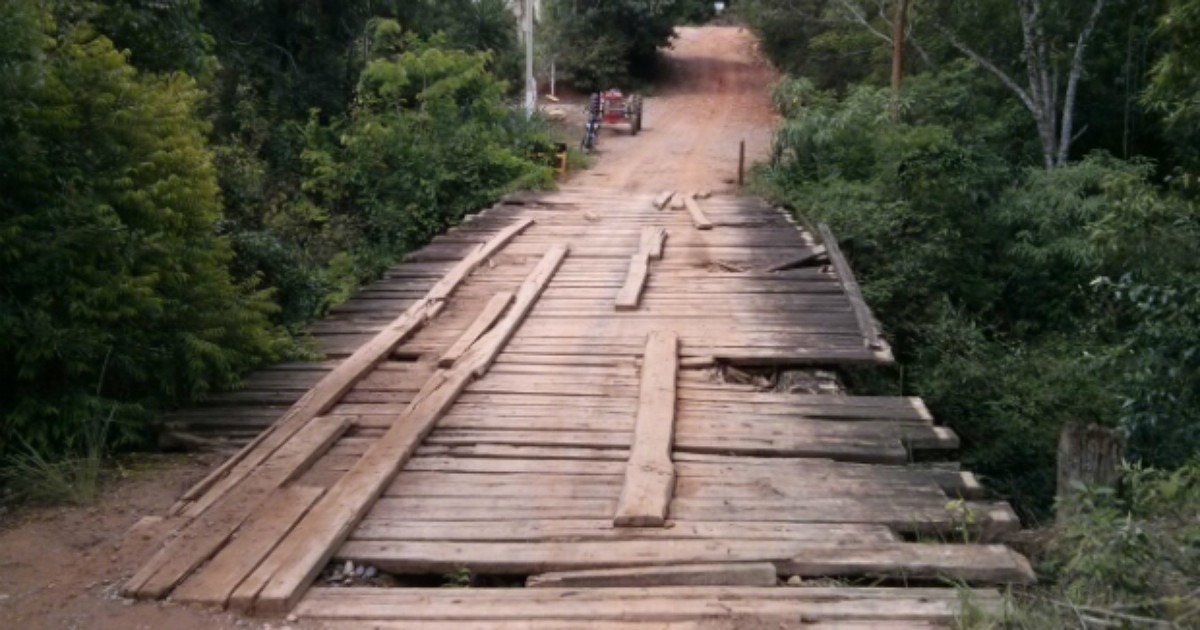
[526,562,777,588]
[124,416,348,598]
[683,195,713,230]
[653,190,675,210]
[818,223,881,350]
[640,226,667,260]
[241,245,569,615]
[438,292,513,367]
[614,331,679,527]
[777,544,1036,585]
[172,485,325,608]
[614,253,651,311]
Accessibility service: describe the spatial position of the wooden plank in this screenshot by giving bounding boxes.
[818,223,882,350]
[640,226,667,260]
[614,252,651,311]
[294,586,1003,624]
[349,520,899,543]
[683,195,713,230]
[165,217,532,521]
[526,562,777,588]
[777,543,1036,584]
[653,191,675,210]
[426,218,535,300]
[614,332,678,527]
[438,292,513,367]
[171,485,324,608]
[123,416,348,598]
[337,539,828,574]
[241,245,569,615]
[764,245,827,272]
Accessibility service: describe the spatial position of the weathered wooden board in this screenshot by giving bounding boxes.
[438,292,513,367]
[614,332,679,527]
[526,562,778,588]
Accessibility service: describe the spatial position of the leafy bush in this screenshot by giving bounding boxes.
[0,3,285,456]
[543,0,690,91]
[761,74,1200,516]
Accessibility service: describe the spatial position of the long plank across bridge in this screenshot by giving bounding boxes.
[127,186,1032,627]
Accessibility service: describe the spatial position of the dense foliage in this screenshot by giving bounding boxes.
[0,0,555,464]
[744,0,1200,517]
[542,0,704,90]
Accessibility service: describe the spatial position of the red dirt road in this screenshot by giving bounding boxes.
[572,26,779,193]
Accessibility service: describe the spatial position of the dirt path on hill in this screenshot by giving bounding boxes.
[570,25,779,193]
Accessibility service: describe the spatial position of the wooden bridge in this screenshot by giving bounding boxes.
[128,187,1032,628]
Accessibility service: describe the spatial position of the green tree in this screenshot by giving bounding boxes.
[0,3,282,455]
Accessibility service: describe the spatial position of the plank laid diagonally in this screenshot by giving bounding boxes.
[125,186,1032,627]
[244,244,569,614]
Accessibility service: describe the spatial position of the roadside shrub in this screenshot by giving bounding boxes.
[0,4,284,457]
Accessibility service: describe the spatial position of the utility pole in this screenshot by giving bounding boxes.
[524,0,537,118]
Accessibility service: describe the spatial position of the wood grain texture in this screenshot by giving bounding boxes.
[614,331,679,527]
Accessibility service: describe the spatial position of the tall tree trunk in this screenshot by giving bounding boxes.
[890,0,909,119]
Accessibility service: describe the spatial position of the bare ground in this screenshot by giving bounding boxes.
[569,25,778,192]
[0,24,779,629]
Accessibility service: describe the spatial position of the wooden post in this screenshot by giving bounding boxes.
[1056,423,1124,523]
[737,140,746,187]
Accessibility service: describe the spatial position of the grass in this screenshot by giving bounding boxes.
[2,409,112,506]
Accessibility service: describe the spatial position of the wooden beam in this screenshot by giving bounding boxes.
[614,331,678,527]
[639,226,667,260]
[171,485,325,608]
[764,245,827,272]
[123,416,348,598]
[818,224,882,349]
[526,562,778,588]
[240,245,569,615]
[178,219,533,509]
[683,195,713,230]
[614,252,650,311]
[652,191,675,210]
[777,543,1035,585]
[438,292,513,368]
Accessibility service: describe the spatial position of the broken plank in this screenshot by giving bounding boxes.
[614,331,678,527]
[526,562,777,588]
[640,226,667,260]
[764,245,827,272]
[240,245,569,615]
[777,543,1035,585]
[438,292,513,367]
[614,252,651,311]
[653,190,675,210]
[683,195,713,230]
[172,485,325,608]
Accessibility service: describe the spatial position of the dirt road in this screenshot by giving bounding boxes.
[572,26,779,193]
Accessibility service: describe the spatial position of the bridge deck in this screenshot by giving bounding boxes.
[127,187,1031,627]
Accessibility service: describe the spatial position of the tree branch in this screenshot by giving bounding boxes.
[935,23,1039,116]
[1056,0,1108,164]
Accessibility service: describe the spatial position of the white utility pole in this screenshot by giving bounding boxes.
[524,0,536,117]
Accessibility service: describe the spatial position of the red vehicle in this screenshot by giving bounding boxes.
[581,89,643,152]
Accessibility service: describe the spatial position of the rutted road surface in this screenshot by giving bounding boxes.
[572,26,779,193]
